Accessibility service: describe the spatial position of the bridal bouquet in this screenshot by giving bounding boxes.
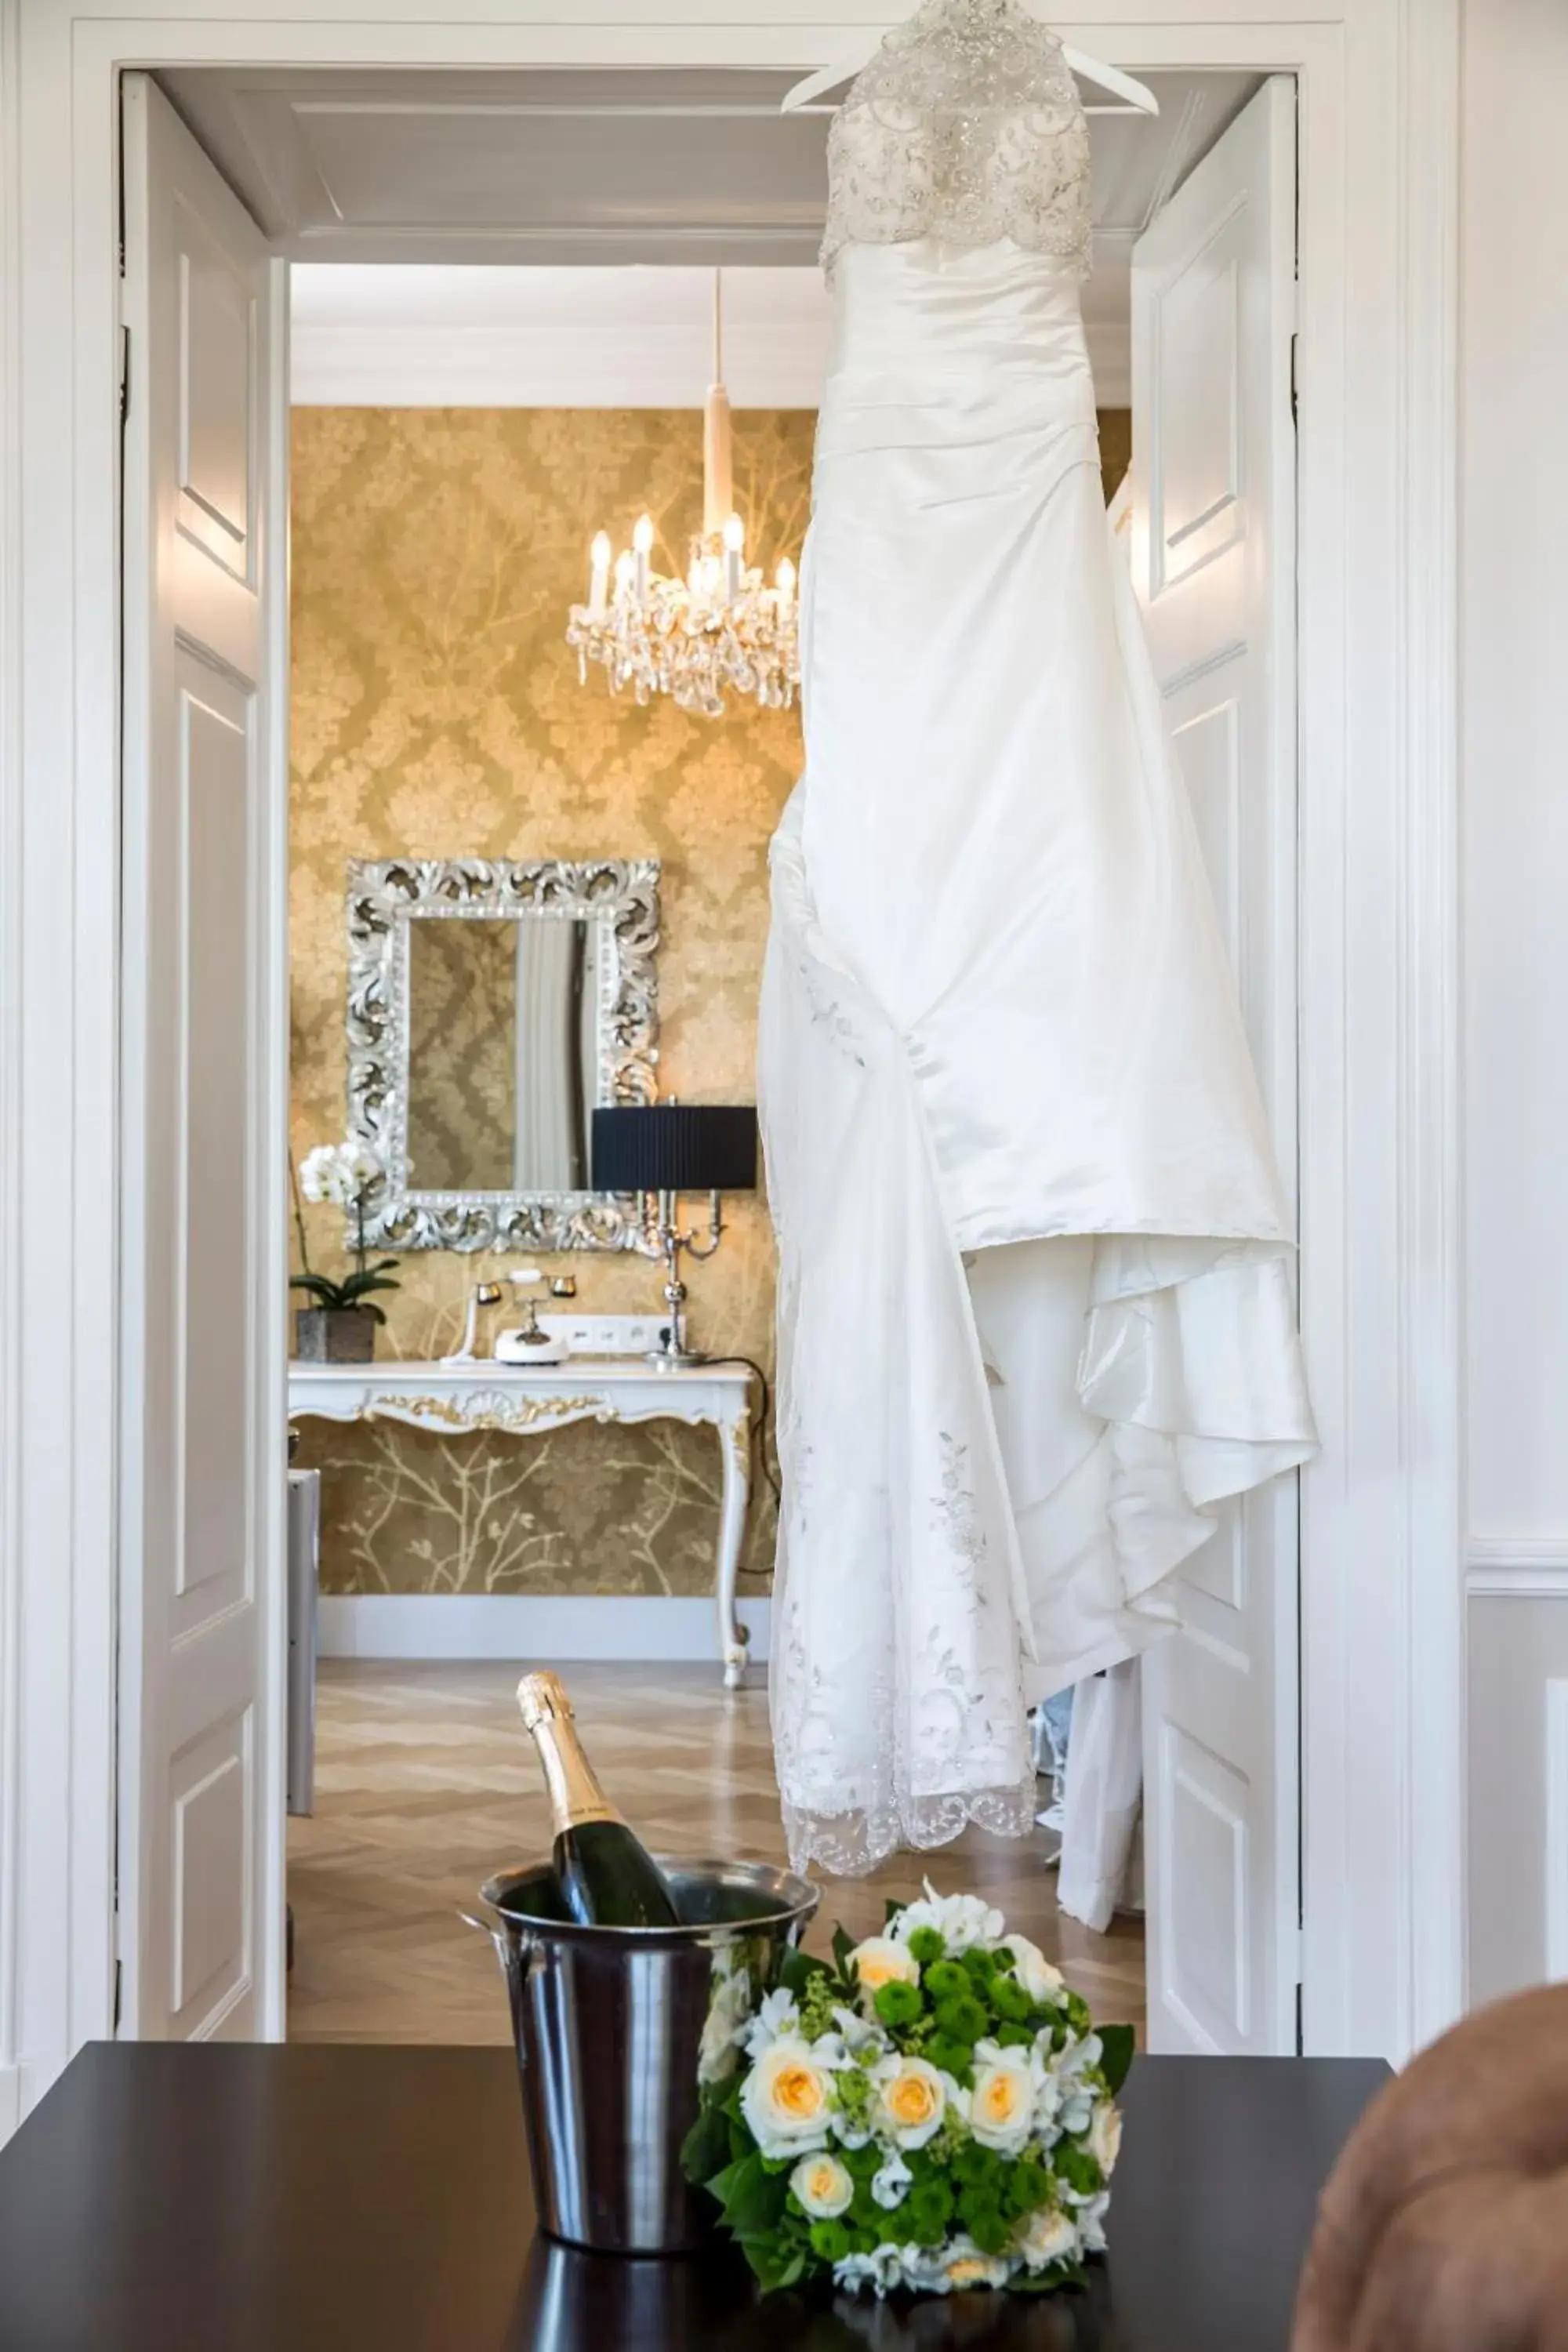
[683,1883,1132,2299]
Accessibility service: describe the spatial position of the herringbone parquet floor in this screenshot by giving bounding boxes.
[286,1660,1145,2045]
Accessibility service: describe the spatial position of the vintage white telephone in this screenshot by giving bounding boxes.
[494,1270,570,1367]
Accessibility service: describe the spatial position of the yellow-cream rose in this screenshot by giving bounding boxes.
[872,2054,948,2149]
[849,1936,921,1995]
[968,2049,1036,2154]
[742,2035,835,2161]
[1003,1933,1065,2006]
[1018,2205,1079,2272]
[1087,2098,1123,2176]
[789,2151,855,2220]
[944,2247,1011,2291]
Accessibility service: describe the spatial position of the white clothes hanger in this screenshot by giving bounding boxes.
[782,12,1160,118]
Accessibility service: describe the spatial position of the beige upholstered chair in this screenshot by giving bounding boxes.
[1294,1982,1568,2352]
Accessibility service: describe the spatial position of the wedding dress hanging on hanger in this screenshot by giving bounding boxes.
[758,0,1317,1878]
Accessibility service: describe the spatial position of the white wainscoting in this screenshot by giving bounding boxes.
[318,1592,772,1667]
[1465,1543,1568,2006]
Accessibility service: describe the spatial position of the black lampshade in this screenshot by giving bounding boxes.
[592,1103,757,1195]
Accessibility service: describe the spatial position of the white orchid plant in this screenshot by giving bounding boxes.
[683,1882,1131,2300]
[289,1142,401,1323]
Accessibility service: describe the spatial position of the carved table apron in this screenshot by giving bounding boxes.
[288,1359,757,1685]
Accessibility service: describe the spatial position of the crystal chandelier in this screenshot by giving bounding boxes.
[567,271,800,719]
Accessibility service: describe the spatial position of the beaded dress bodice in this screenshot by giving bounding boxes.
[821,0,1092,278]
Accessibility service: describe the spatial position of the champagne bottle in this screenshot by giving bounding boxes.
[515,1671,681,1928]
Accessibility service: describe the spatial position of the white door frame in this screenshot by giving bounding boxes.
[0,0,1461,2117]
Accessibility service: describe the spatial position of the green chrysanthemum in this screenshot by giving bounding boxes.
[873,1979,924,2029]
[1005,2158,1052,2217]
[989,1973,1033,2024]
[934,1991,989,2045]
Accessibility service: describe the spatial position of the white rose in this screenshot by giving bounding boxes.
[967,2042,1038,2155]
[1017,2204,1080,2273]
[1003,1933,1065,2005]
[789,2151,854,2220]
[870,2053,949,2150]
[740,2034,837,2161]
[890,1879,1005,1955]
[848,1935,921,1998]
[1087,2098,1123,2177]
[870,2150,913,2209]
[739,1984,798,2057]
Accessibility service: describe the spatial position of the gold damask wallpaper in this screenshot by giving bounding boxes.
[289,405,813,1597]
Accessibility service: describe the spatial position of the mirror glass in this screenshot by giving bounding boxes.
[405,914,601,1195]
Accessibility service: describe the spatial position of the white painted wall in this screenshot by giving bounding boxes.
[289,263,833,406]
[1461,0,1568,1998]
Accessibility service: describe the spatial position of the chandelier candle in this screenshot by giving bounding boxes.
[566,267,801,716]
[515,1671,681,1928]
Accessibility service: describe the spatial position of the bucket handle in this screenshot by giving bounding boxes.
[459,1904,549,1976]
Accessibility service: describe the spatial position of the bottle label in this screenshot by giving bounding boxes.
[532,1720,621,1832]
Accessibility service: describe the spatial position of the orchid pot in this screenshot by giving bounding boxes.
[294,1305,379,1364]
[290,1142,401,1367]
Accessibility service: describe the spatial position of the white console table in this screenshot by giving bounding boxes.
[287,1358,758,1686]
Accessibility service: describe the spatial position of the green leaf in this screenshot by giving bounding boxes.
[339,1269,401,1302]
[1009,2261,1087,2296]
[681,2098,732,2188]
[1097,2024,1135,2096]
[778,1947,830,1998]
[738,2234,806,2294]
[831,1923,858,1976]
[289,1273,345,1305]
[715,2151,788,2239]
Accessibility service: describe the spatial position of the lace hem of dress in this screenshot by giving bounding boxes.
[782,1780,1039,1878]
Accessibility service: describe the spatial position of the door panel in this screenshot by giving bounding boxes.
[119,74,287,2042]
[1131,78,1301,2056]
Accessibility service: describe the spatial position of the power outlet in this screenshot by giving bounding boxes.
[535,1312,665,1357]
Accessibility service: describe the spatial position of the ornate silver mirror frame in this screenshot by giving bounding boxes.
[346,856,660,1251]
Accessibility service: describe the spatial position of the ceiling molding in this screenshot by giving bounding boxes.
[163,62,1262,270]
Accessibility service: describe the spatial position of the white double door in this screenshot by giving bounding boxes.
[111,66,1302,2055]
[118,74,288,2040]
[1130,79,1303,2053]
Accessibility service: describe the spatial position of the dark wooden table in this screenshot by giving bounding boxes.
[0,2044,1386,2350]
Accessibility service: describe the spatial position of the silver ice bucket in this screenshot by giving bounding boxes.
[471,1855,818,2256]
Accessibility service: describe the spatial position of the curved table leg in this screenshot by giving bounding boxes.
[716,1407,751,1688]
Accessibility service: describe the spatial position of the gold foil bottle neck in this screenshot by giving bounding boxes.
[516,1671,618,1831]
[516,1670,572,1733]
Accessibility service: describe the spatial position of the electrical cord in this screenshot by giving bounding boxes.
[702,1354,782,1512]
